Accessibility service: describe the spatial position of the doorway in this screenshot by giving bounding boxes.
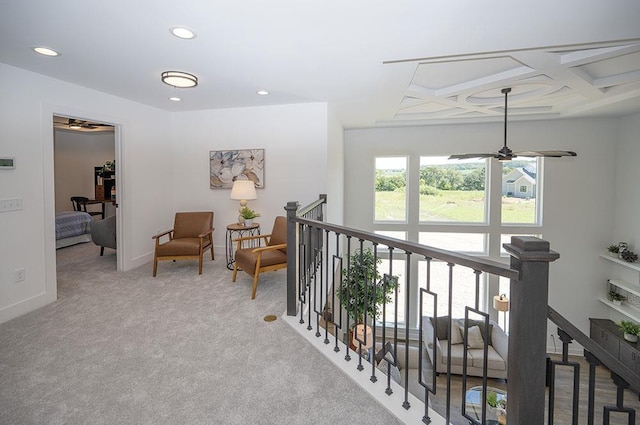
[52,114,121,272]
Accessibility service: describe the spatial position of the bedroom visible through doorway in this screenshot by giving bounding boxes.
[52,115,118,272]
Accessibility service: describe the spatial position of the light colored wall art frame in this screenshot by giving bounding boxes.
[209,148,264,189]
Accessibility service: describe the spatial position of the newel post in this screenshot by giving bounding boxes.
[285,201,299,316]
[503,236,559,424]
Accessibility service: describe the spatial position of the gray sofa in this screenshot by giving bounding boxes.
[422,316,508,379]
[91,215,116,256]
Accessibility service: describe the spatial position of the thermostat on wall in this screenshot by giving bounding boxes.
[0,157,15,169]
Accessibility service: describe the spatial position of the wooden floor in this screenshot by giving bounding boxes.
[429,354,639,425]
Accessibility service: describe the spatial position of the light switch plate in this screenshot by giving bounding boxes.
[0,198,23,212]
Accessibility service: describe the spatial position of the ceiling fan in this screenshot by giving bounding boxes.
[68,119,99,130]
[448,88,577,161]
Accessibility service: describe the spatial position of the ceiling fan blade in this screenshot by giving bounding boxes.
[513,150,577,158]
[448,153,497,160]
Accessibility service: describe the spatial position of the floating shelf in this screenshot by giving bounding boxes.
[609,279,640,298]
[600,253,640,272]
[598,297,640,322]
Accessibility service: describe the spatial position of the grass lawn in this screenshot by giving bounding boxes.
[375,190,535,223]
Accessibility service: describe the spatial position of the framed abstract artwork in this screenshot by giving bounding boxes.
[209,149,264,189]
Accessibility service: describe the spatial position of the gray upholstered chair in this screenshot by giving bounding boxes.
[91,215,116,256]
[232,216,287,299]
[152,211,215,276]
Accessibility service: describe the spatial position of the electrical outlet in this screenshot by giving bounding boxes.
[14,268,25,283]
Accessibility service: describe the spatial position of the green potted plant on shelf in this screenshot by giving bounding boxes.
[607,244,620,257]
[337,248,398,350]
[607,290,627,306]
[240,206,260,227]
[618,320,640,343]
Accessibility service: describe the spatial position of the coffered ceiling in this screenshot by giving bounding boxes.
[379,42,640,125]
[1,0,640,128]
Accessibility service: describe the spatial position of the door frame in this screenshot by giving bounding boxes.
[42,104,124,300]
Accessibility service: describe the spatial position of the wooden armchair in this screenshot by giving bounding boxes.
[152,211,214,276]
[232,216,287,299]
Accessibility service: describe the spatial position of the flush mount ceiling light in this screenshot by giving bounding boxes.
[161,71,198,88]
[32,46,59,57]
[169,96,182,102]
[170,26,196,39]
[256,90,269,96]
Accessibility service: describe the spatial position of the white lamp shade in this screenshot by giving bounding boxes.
[493,295,509,312]
[230,180,257,200]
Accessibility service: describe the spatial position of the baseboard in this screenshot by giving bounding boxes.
[0,291,52,325]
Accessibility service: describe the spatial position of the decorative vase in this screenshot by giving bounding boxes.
[244,218,253,227]
[624,333,638,343]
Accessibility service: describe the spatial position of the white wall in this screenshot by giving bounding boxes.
[53,130,115,213]
[614,113,640,248]
[0,63,173,324]
[344,117,619,337]
[169,103,330,253]
[326,108,345,225]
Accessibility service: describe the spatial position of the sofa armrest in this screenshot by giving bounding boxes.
[491,322,509,362]
[422,316,443,367]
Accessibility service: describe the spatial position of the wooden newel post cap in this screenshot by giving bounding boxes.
[503,236,560,262]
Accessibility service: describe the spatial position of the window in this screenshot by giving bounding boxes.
[419,156,486,223]
[375,157,407,222]
[372,154,544,330]
[501,158,540,224]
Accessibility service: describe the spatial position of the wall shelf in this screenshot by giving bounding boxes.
[598,297,640,323]
[600,253,640,323]
[609,279,640,298]
[600,253,640,272]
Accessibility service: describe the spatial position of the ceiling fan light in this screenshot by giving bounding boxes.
[161,71,198,88]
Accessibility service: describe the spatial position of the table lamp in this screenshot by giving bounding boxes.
[493,294,509,330]
[230,180,257,224]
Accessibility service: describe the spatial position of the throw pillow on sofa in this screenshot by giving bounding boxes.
[466,325,485,349]
[377,351,401,384]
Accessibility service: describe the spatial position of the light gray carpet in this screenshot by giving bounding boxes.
[0,243,402,425]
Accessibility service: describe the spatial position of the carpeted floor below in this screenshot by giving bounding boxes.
[0,243,403,425]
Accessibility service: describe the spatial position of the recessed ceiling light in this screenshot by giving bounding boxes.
[257,90,269,96]
[170,26,196,40]
[169,97,182,102]
[33,46,59,57]
[161,71,198,88]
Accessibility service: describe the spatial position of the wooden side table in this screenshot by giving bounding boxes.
[225,222,260,270]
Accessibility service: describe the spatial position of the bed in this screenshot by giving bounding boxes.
[55,211,93,249]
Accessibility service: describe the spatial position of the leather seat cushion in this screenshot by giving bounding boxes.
[157,238,208,256]
[235,248,287,275]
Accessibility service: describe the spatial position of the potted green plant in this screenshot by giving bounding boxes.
[240,206,260,226]
[619,320,640,343]
[607,290,627,306]
[607,244,620,257]
[337,248,398,348]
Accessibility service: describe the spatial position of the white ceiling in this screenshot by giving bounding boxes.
[2,0,640,128]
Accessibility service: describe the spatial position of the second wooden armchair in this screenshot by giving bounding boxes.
[232,216,287,299]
